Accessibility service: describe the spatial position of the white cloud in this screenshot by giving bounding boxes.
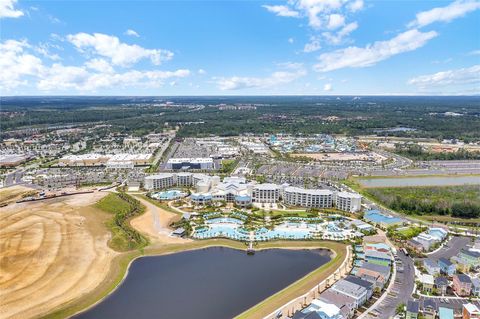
[125,29,140,37]
[468,49,480,55]
[0,39,44,90]
[408,0,480,28]
[288,37,294,43]
[85,58,114,73]
[303,36,321,52]
[314,29,438,72]
[198,68,207,75]
[294,0,347,29]
[262,4,300,17]
[324,83,333,91]
[327,14,345,29]
[67,32,173,67]
[408,65,480,89]
[0,38,190,93]
[322,21,358,44]
[216,67,306,90]
[0,0,24,18]
[347,0,364,12]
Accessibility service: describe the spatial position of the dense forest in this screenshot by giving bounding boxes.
[1,96,479,141]
[366,185,480,219]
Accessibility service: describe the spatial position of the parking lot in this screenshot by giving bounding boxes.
[428,236,471,260]
[362,250,415,319]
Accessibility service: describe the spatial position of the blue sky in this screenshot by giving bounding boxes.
[1,0,479,95]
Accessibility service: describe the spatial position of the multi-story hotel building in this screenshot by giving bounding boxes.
[283,186,333,208]
[335,192,362,212]
[252,183,281,203]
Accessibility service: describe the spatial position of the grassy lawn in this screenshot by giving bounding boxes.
[42,239,346,319]
[95,193,149,251]
[395,226,423,239]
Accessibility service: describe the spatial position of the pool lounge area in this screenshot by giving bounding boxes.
[151,189,187,201]
[364,210,403,227]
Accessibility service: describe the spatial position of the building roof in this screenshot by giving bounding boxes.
[365,250,393,261]
[464,303,480,314]
[422,299,437,312]
[344,275,374,291]
[424,259,439,268]
[332,279,368,299]
[461,249,480,258]
[407,300,419,314]
[438,307,454,319]
[358,262,391,277]
[438,257,453,267]
[455,274,472,284]
[419,274,435,285]
[435,276,449,286]
[319,289,355,308]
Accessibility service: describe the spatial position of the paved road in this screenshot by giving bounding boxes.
[428,236,471,260]
[362,250,415,319]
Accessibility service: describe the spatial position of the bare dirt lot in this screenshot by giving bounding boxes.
[0,185,37,206]
[130,196,189,245]
[0,191,117,319]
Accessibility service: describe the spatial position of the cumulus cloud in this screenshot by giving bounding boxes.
[0,38,190,92]
[327,14,345,29]
[0,39,44,90]
[125,29,140,37]
[263,0,362,47]
[314,29,438,72]
[262,4,300,17]
[198,68,207,75]
[216,66,306,90]
[303,36,321,53]
[324,83,333,91]
[408,65,480,89]
[67,32,173,66]
[0,0,24,18]
[408,0,480,28]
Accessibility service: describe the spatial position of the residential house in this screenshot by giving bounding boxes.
[452,274,472,296]
[356,262,391,289]
[407,239,425,252]
[419,274,434,293]
[318,289,356,319]
[344,275,374,299]
[424,259,440,275]
[293,299,344,319]
[435,277,449,296]
[456,250,480,271]
[364,250,392,266]
[331,279,368,309]
[472,278,480,297]
[439,307,454,319]
[463,303,480,319]
[406,300,419,319]
[438,258,456,276]
[422,299,437,319]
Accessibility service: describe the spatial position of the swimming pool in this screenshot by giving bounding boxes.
[151,190,187,201]
[364,210,402,225]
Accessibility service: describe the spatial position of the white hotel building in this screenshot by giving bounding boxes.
[335,191,362,212]
[283,186,333,208]
[252,183,281,203]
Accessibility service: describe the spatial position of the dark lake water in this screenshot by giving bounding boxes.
[74,247,331,319]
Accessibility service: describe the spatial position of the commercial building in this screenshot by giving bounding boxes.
[0,154,28,167]
[166,157,214,170]
[283,186,333,208]
[335,192,362,212]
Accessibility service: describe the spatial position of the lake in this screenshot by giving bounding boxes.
[74,247,331,319]
[359,175,480,188]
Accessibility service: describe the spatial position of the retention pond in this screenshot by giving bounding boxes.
[74,247,331,319]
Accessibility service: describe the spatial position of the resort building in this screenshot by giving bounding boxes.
[165,157,214,170]
[422,299,437,319]
[335,192,362,213]
[452,274,472,296]
[145,173,176,190]
[364,250,393,266]
[453,250,480,272]
[344,275,374,299]
[252,183,280,203]
[292,299,344,319]
[411,228,447,251]
[419,274,434,293]
[472,278,480,297]
[356,262,391,289]
[283,186,333,208]
[318,289,356,318]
